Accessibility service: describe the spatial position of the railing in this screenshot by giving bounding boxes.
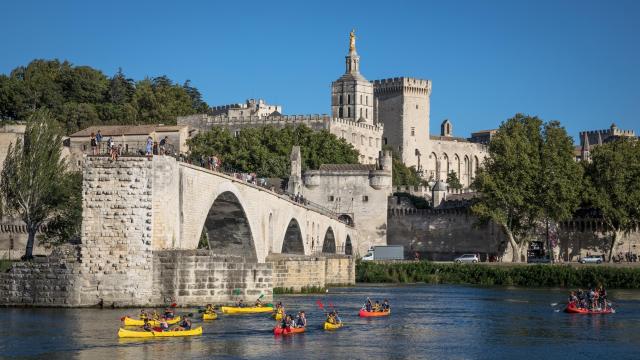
[84,141,178,157]
[178,158,353,227]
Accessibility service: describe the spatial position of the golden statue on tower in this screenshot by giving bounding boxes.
[349,29,356,51]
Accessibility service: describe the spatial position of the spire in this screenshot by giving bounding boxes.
[345,29,360,75]
[597,131,603,145]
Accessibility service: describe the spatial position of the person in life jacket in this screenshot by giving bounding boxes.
[163,308,175,319]
[295,311,307,328]
[205,304,215,314]
[236,299,245,308]
[382,299,391,312]
[326,312,336,324]
[159,318,170,332]
[364,298,373,312]
[142,318,152,332]
[255,298,264,307]
[139,309,148,320]
[175,316,192,331]
[373,301,382,312]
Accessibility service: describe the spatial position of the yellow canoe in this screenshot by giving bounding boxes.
[118,326,202,338]
[203,312,218,320]
[324,322,343,331]
[123,316,181,327]
[221,306,273,314]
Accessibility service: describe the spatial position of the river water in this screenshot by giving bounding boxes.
[1,285,640,359]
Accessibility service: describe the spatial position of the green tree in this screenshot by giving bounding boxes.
[472,114,544,262]
[382,145,424,186]
[0,110,67,259]
[446,171,463,190]
[539,121,583,258]
[187,125,360,178]
[584,139,640,261]
[38,171,83,246]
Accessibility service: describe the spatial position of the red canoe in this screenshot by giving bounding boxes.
[564,303,614,314]
[273,326,305,335]
[359,309,391,317]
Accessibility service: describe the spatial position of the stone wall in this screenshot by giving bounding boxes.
[387,208,506,261]
[267,254,355,291]
[153,250,273,305]
[0,245,81,306]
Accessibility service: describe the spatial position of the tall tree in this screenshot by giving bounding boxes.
[584,138,640,261]
[38,171,83,246]
[0,110,67,259]
[538,121,583,259]
[472,114,544,262]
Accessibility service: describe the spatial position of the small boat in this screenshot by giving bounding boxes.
[323,322,343,331]
[122,316,181,327]
[273,326,305,335]
[220,306,274,314]
[118,326,203,338]
[359,309,391,317]
[202,312,218,320]
[564,303,614,314]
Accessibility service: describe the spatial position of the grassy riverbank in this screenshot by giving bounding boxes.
[356,261,640,289]
[273,286,327,295]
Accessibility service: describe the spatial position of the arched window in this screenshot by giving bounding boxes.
[339,107,343,118]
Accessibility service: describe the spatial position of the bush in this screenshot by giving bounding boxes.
[356,261,640,289]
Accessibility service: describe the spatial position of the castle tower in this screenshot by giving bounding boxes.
[373,77,432,170]
[581,132,591,162]
[432,180,447,208]
[331,30,374,124]
[440,119,452,137]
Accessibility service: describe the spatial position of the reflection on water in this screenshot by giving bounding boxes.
[1,285,640,359]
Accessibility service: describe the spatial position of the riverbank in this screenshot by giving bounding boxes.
[356,261,640,288]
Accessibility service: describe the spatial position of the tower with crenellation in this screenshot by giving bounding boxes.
[373,77,432,170]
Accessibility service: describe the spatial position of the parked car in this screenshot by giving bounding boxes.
[579,255,603,264]
[454,254,479,263]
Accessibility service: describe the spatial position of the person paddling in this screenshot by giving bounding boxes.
[382,299,391,312]
[175,316,192,331]
[159,318,169,332]
[142,318,152,332]
[364,298,373,312]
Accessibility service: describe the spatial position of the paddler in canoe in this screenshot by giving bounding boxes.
[326,310,342,325]
[173,316,192,331]
[273,302,285,320]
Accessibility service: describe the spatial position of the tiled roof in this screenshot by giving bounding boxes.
[319,164,377,171]
[69,124,187,137]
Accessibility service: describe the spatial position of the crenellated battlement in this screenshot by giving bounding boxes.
[178,114,330,130]
[331,117,384,131]
[373,77,432,96]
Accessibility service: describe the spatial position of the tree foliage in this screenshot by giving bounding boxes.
[382,145,425,186]
[187,125,360,178]
[446,171,463,190]
[471,114,582,262]
[0,59,208,134]
[38,171,83,246]
[583,138,640,261]
[0,110,67,259]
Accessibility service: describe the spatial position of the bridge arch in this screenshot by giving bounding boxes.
[322,227,337,253]
[201,191,257,261]
[345,235,353,255]
[282,218,305,254]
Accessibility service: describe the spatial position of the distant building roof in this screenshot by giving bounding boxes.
[69,124,187,138]
[319,164,377,171]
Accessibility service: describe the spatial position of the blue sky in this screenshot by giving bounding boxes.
[1,0,638,141]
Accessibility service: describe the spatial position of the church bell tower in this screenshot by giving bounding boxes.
[331,29,374,124]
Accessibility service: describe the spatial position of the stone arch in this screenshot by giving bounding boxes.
[454,154,461,179]
[345,235,353,255]
[463,155,470,187]
[428,152,438,181]
[338,214,353,226]
[201,191,257,260]
[441,152,449,180]
[282,218,304,254]
[474,155,480,176]
[322,227,337,253]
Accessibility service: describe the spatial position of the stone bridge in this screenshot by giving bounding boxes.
[152,157,356,262]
